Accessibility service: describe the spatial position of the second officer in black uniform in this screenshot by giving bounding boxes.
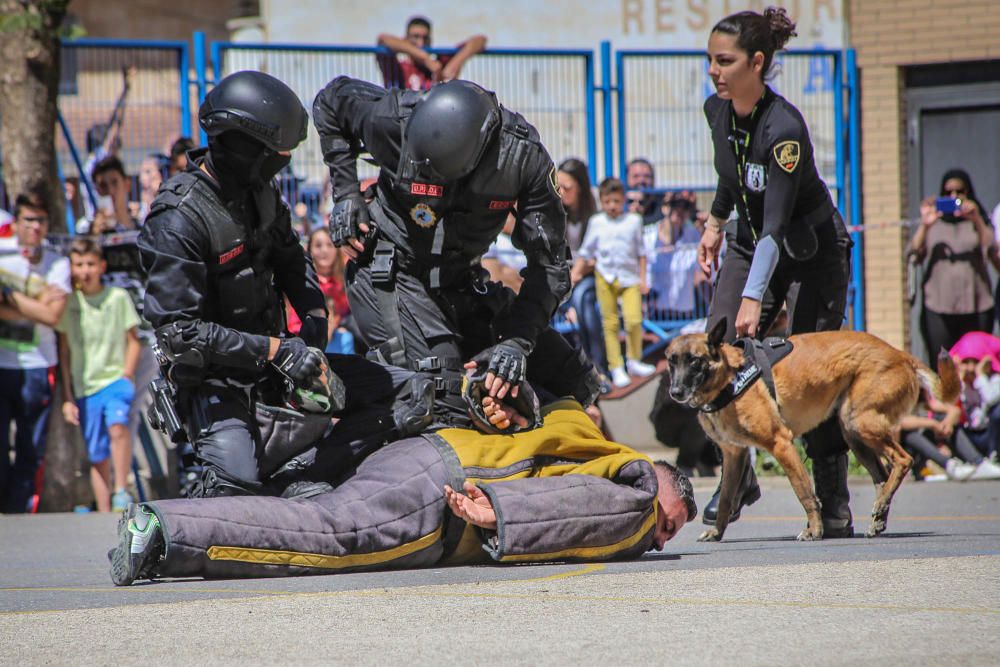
[139,71,329,497]
[312,77,598,411]
[697,8,854,536]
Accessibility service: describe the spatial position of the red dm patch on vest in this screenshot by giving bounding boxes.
[411,183,444,197]
[219,243,245,265]
[489,200,515,210]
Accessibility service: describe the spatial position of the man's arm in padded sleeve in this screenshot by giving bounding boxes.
[476,458,659,562]
[270,200,326,319]
[501,152,571,348]
[138,209,270,370]
[742,120,804,301]
[312,76,392,200]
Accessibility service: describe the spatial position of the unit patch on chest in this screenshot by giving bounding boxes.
[745,163,766,192]
[410,202,438,228]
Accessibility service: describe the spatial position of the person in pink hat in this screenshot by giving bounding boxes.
[950,331,1000,475]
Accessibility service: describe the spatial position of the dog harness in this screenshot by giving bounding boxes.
[700,337,794,413]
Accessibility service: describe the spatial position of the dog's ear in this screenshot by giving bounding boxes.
[707,317,727,352]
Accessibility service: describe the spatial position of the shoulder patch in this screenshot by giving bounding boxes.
[548,166,559,195]
[773,140,800,173]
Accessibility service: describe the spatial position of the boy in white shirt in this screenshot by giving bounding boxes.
[574,178,656,388]
[0,192,71,513]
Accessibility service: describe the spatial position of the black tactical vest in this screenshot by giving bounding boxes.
[149,171,284,336]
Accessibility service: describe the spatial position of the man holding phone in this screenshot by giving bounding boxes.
[910,169,995,363]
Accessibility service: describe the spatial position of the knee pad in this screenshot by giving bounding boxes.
[188,466,264,498]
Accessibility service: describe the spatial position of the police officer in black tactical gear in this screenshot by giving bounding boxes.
[697,9,855,537]
[138,70,329,498]
[312,76,600,415]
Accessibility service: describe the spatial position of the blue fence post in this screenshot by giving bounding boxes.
[833,52,845,216]
[194,31,208,145]
[847,48,865,332]
[179,40,192,138]
[615,50,626,181]
[600,41,614,180]
[585,51,597,185]
[56,108,96,211]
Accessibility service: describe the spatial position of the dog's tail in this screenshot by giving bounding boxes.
[914,349,960,405]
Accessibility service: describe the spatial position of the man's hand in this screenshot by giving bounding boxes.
[697,219,723,278]
[271,337,323,388]
[444,481,497,530]
[734,297,762,338]
[424,56,444,81]
[62,401,80,426]
[329,193,372,261]
[481,395,529,431]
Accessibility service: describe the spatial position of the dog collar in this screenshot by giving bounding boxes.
[699,360,761,413]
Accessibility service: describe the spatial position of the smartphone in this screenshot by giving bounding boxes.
[935,196,961,215]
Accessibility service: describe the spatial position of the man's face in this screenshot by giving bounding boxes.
[652,481,689,551]
[94,169,128,203]
[15,205,49,248]
[627,162,654,189]
[407,23,431,48]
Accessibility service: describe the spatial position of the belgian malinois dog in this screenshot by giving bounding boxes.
[665,318,959,542]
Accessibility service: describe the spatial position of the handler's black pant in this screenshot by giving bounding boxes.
[707,214,853,459]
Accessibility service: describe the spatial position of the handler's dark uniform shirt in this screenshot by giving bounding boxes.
[705,86,835,275]
[312,76,570,348]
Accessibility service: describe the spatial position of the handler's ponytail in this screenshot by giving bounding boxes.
[712,6,798,80]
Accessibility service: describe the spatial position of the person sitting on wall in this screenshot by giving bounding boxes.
[377,16,487,91]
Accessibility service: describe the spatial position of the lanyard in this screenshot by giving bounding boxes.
[729,96,765,245]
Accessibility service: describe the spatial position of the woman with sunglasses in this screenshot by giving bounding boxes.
[695,7,854,539]
[910,169,994,361]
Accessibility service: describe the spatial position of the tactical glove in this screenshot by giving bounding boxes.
[329,193,372,249]
[272,337,323,388]
[485,338,530,387]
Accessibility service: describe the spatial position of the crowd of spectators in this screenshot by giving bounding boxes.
[9,23,1000,511]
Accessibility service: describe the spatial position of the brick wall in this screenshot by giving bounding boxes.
[848,0,1000,348]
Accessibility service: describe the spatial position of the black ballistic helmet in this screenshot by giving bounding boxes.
[199,71,308,152]
[406,80,501,182]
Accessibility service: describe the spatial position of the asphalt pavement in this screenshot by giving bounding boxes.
[2,478,998,665]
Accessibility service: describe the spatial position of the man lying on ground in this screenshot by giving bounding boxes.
[109,393,695,585]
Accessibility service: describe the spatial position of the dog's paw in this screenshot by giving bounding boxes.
[865,520,886,538]
[796,526,823,541]
[697,528,721,542]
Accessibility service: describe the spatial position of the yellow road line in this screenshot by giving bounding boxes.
[739,515,1000,522]
[502,563,606,583]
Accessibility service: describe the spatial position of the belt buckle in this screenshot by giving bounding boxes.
[371,244,395,284]
[433,376,446,394]
[416,356,441,372]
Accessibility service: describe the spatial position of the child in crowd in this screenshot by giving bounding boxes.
[286,228,355,355]
[575,177,656,388]
[951,332,1000,461]
[57,239,141,512]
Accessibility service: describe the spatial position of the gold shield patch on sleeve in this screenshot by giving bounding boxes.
[773,140,800,173]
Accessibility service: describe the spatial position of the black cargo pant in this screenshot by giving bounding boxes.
[346,260,594,413]
[707,213,853,459]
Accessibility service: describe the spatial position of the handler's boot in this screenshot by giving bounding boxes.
[109,504,165,586]
[702,458,761,525]
[813,453,854,538]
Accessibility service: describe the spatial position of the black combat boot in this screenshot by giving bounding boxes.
[702,456,762,525]
[813,452,854,538]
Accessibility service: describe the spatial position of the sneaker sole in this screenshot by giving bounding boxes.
[109,513,136,586]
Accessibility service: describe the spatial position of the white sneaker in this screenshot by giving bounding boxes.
[611,366,631,388]
[945,458,976,481]
[626,359,657,377]
[969,458,1000,481]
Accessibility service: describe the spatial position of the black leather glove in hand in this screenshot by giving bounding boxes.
[298,314,329,351]
[486,339,529,387]
[272,337,323,388]
[329,193,371,248]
